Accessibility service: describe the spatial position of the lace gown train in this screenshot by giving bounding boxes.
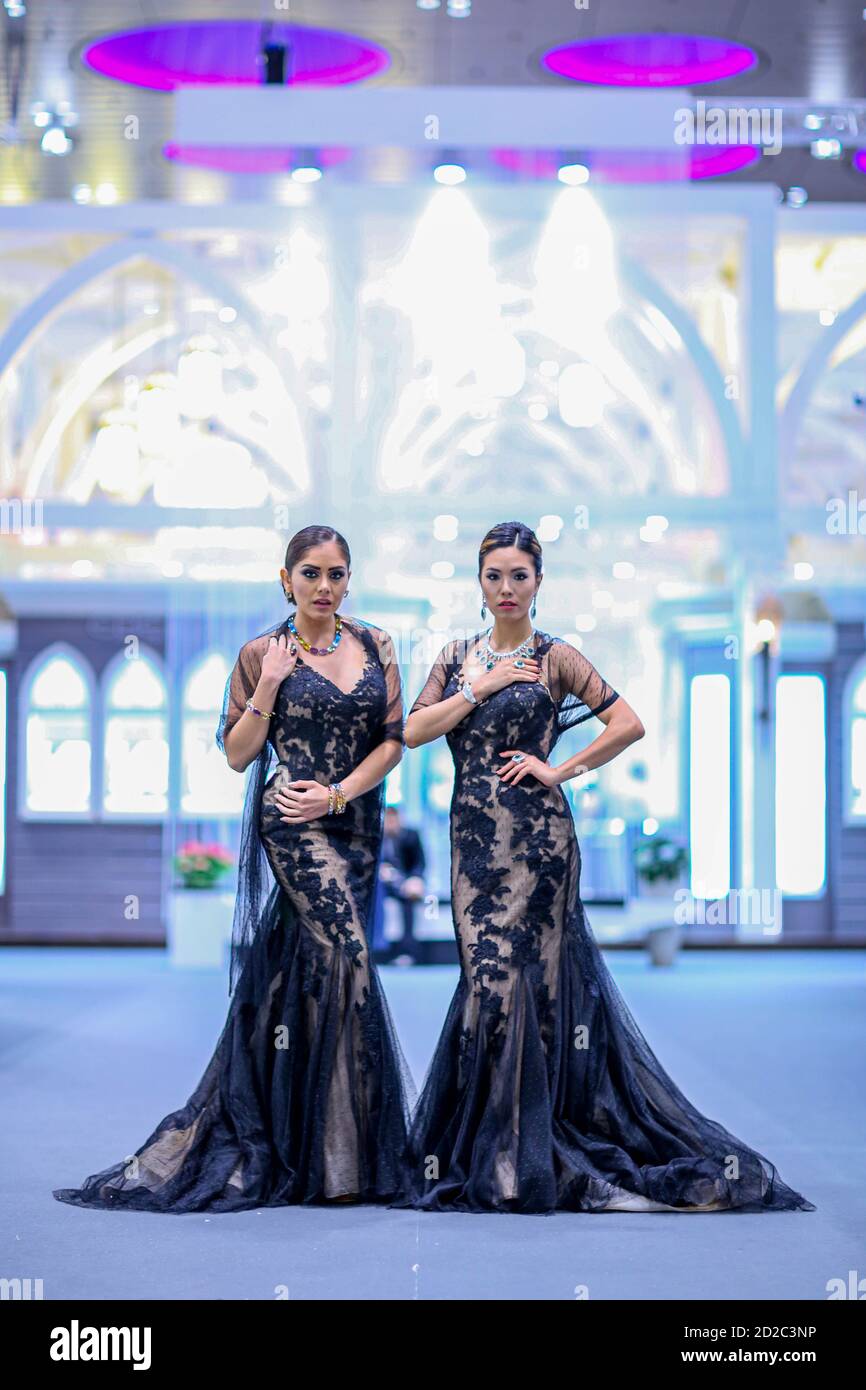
[53,617,415,1213]
[392,631,815,1216]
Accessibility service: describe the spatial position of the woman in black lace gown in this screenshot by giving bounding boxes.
[53,527,415,1213]
[394,520,815,1216]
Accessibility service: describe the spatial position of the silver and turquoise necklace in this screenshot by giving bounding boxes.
[477,626,536,670]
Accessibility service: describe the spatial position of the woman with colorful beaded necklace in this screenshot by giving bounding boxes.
[53,526,415,1213]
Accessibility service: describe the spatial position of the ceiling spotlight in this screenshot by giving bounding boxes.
[41,124,72,156]
[94,182,118,204]
[537,514,564,541]
[803,113,824,131]
[557,162,590,185]
[810,137,841,159]
[417,0,441,8]
[786,186,808,207]
[433,162,466,184]
[447,0,471,15]
[291,165,322,183]
[71,183,92,204]
[33,100,78,156]
[433,513,459,541]
[32,101,78,129]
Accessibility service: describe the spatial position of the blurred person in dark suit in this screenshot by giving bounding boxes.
[372,805,426,965]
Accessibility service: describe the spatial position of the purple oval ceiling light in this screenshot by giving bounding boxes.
[82,21,390,90]
[163,144,350,175]
[591,146,761,181]
[853,151,866,175]
[542,33,758,87]
[489,150,562,179]
[491,146,761,182]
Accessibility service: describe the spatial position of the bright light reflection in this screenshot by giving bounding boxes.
[776,675,826,894]
[689,673,731,898]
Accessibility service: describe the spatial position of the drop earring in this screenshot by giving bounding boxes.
[480,596,487,620]
[531,596,537,618]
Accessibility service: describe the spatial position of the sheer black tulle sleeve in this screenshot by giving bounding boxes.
[548,637,619,738]
[370,626,405,744]
[216,636,267,752]
[210,625,285,995]
[409,640,457,715]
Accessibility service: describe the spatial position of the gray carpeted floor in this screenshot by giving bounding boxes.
[2,947,859,1300]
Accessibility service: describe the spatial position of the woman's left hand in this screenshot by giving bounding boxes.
[496,750,562,788]
[275,780,332,822]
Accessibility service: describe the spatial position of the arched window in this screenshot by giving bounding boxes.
[844,657,866,826]
[102,648,169,816]
[181,652,245,817]
[21,645,94,816]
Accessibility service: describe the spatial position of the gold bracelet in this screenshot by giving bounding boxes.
[245,698,275,720]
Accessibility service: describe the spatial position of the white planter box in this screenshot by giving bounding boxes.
[637,875,684,899]
[635,878,687,965]
[167,888,235,968]
[646,923,683,967]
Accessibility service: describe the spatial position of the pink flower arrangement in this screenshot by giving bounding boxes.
[174,840,235,889]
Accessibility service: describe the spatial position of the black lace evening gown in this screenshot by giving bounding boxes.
[53,616,415,1213]
[392,630,815,1216]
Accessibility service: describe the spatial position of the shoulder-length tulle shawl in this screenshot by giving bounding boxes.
[409,629,620,752]
[215,615,404,995]
[534,630,620,745]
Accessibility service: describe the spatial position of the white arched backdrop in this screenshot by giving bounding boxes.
[0,186,862,939]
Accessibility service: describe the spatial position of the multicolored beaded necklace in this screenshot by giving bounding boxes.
[286,610,343,656]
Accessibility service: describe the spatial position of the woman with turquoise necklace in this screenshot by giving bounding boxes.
[393,519,815,1217]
